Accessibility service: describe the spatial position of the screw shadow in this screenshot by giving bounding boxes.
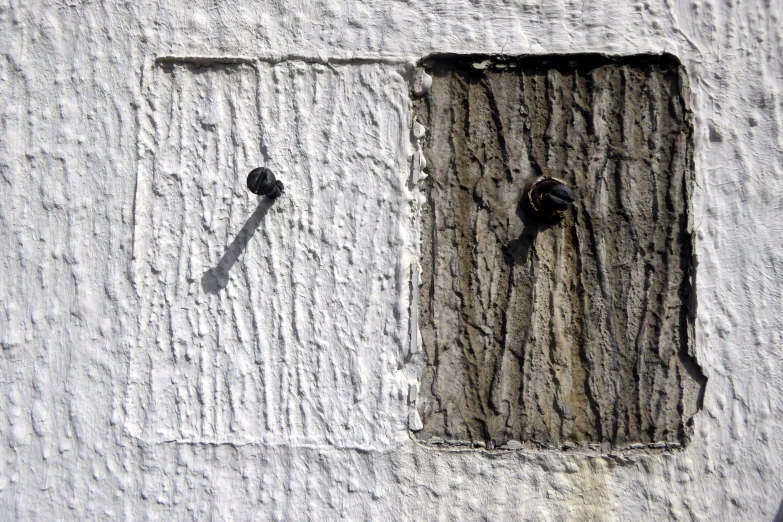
[503,194,560,266]
[774,499,783,522]
[201,198,275,294]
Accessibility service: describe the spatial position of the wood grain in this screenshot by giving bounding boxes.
[414,55,706,449]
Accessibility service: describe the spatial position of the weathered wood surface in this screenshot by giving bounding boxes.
[415,56,706,449]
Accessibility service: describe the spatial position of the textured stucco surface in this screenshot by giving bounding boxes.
[1,0,783,520]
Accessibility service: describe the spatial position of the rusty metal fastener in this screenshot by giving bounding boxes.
[247,167,284,198]
[527,177,576,219]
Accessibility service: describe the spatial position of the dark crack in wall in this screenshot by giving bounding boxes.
[413,54,706,450]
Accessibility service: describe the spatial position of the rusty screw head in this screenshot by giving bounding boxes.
[247,167,284,198]
[528,177,576,219]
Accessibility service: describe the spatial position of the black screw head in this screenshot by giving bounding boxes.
[247,167,284,198]
[528,177,576,220]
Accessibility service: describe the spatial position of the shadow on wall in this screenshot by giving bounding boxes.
[503,192,560,266]
[774,499,783,522]
[201,198,275,293]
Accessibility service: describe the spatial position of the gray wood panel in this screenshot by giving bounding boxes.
[414,55,706,450]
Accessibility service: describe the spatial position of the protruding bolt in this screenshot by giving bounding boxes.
[527,177,576,219]
[247,167,284,198]
[412,69,432,97]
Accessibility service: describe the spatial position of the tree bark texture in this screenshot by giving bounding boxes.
[414,55,706,450]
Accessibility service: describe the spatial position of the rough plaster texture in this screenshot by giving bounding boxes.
[131,60,412,447]
[415,55,705,450]
[0,1,782,521]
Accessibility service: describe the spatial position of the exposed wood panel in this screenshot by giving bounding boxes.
[415,56,706,449]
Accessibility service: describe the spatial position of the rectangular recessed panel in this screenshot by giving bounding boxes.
[414,55,706,450]
[129,61,412,445]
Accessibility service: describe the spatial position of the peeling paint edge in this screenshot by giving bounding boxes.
[154,55,416,66]
[411,437,686,459]
[153,51,687,69]
[416,51,686,70]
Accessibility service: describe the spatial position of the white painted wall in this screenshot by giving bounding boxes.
[1,1,782,520]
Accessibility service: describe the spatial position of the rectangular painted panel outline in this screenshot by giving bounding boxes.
[128,59,415,446]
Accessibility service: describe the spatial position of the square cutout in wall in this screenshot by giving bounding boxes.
[413,54,705,450]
